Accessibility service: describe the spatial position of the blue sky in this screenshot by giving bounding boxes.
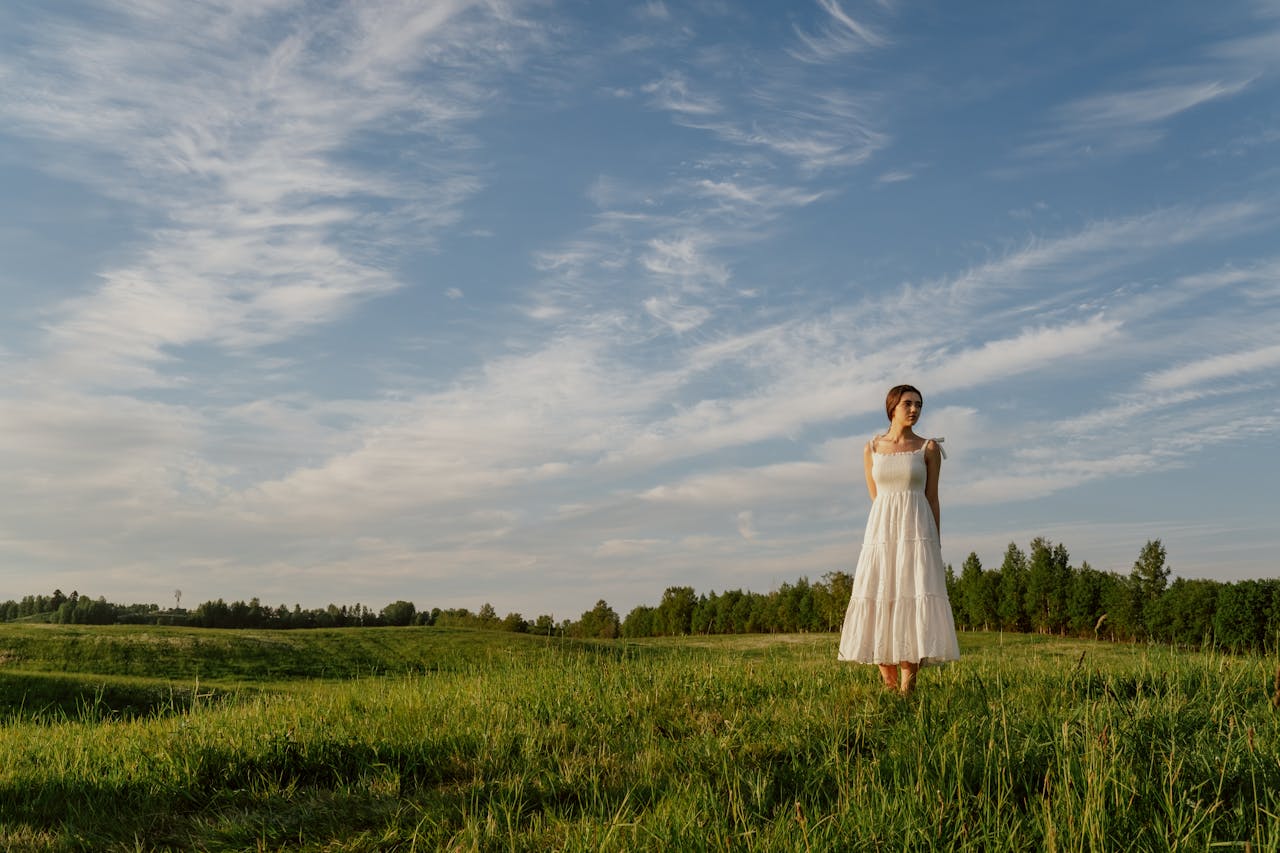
[2,0,1278,618]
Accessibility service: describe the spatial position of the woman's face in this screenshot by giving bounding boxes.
[892,392,923,426]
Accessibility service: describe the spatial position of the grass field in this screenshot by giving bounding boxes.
[1,624,1278,851]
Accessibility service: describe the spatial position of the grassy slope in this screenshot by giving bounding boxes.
[0,623,572,680]
[0,623,569,720]
[1,626,1278,851]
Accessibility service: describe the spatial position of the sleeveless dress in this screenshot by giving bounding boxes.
[837,437,960,666]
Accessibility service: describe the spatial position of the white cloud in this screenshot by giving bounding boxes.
[1143,343,1280,391]
[1207,25,1280,69]
[691,179,826,210]
[595,538,664,558]
[643,296,712,333]
[642,73,722,116]
[925,317,1123,391]
[680,100,887,172]
[1017,18,1275,166]
[0,0,529,388]
[933,201,1264,312]
[1054,385,1250,436]
[790,0,888,64]
[642,459,840,506]
[877,170,913,184]
[1056,79,1252,129]
[642,235,729,285]
[635,2,671,22]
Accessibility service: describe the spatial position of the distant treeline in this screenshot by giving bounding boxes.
[615,539,1280,652]
[947,538,1280,651]
[3,538,1278,651]
[0,594,558,634]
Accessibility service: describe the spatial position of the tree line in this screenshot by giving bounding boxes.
[946,538,1280,651]
[3,538,1277,651]
[0,593,553,633]
[615,539,1280,652]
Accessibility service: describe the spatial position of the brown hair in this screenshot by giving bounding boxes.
[885,384,923,422]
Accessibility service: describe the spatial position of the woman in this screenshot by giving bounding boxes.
[838,384,959,695]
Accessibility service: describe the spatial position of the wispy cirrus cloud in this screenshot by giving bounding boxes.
[790,0,889,63]
[0,0,534,388]
[937,200,1264,307]
[964,397,1280,508]
[1015,15,1277,166]
[877,170,914,184]
[1052,79,1253,142]
[1143,343,1280,391]
[924,317,1123,391]
[1207,23,1280,70]
[668,88,887,172]
[641,72,723,116]
[631,3,890,174]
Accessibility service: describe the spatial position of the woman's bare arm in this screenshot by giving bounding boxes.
[923,439,942,535]
[863,440,877,501]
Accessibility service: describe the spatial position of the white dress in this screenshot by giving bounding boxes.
[838,437,960,666]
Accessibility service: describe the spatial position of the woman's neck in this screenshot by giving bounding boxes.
[883,426,919,443]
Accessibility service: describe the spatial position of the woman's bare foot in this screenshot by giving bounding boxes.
[898,662,918,696]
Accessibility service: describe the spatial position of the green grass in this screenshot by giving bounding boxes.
[1,625,1278,851]
[0,623,574,681]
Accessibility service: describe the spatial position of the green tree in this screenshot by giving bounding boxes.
[957,552,988,630]
[1066,562,1106,636]
[691,592,715,635]
[776,578,817,632]
[1267,580,1280,652]
[575,600,620,639]
[1130,539,1170,636]
[1150,578,1221,646]
[499,612,529,633]
[1025,538,1071,634]
[709,591,734,634]
[380,600,417,627]
[195,599,232,629]
[621,605,655,638]
[1214,580,1268,651]
[817,571,853,632]
[656,586,697,635]
[1098,573,1139,641]
[944,564,958,622]
[997,542,1029,632]
[746,593,774,633]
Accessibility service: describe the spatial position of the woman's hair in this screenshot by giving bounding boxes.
[885,384,923,422]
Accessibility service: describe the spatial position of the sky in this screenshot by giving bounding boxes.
[2,0,1279,619]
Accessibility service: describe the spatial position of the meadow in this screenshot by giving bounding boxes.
[1,624,1278,851]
